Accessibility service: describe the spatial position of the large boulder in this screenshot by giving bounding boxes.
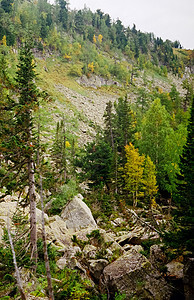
[0,201,49,242]
[61,194,97,232]
[183,257,194,300]
[100,248,171,299]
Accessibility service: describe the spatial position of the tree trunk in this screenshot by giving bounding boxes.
[40,176,54,300]
[7,213,27,300]
[28,158,37,268]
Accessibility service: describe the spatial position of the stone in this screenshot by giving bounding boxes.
[0,201,17,217]
[0,201,49,242]
[150,244,167,266]
[111,217,125,227]
[183,257,194,300]
[48,215,68,241]
[99,229,115,243]
[56,257,67,270]
[101,249,171,299]
[83,244,97,259]
[56,245,85,273]
[88,259,109,281]
[109,241,123,252]
[116,232,140,246]
[61,194,97,232]
[36,208,49,225]
[166,261,184,279]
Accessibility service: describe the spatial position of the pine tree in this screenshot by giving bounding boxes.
[166,100,194,252]
[52,118,67,184]
[103,101,115,150]
[78,139,113,189]
[0,43,40,267]
[114,96,136,157]
[175,99,194,222]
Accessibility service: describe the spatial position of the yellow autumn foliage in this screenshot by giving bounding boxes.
[88,62,95,73]
[65,141,70,148]
[93,35,97,44]
[98,34,103,44]
[2,35,6,46]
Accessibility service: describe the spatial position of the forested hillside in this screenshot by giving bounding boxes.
[0,0,194,299]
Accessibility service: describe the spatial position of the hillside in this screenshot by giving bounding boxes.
[0,0,194,299]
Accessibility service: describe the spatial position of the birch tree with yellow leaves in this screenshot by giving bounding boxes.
[123,143,145,207]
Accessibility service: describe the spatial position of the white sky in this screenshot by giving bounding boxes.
[68,0,194,49]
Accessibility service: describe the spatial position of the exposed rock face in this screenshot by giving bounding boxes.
[61,194,97,232]
[101,248,171,300]
[77,75,122,89]
[183,257,194,300]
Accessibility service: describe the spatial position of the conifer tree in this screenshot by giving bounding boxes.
[165,100,194,252]
[103,100,115,150]
[0,43,40,266]
[175,99,194,223]
[114,96,136,157]
[52,118,67,184]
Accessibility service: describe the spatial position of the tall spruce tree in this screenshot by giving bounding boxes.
[114,96,136,157]
[165,100,194,252]
[174,99,194,239]
[0,43,40,266]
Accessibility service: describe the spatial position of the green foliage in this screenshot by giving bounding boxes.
[0,226,32,279]
[138,98,175,192]
[49,179,78,215]
[171,99,194,252]
[53,268,91,300]
[86,229,104,246]
[71,235,87,250]
[114,96,136,156]
[0,42,41,198]
[69,64,83,77]
[140,239,160,258]
[77,139,113,188]
[36,238,58,275]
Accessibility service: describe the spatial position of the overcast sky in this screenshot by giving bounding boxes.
[68,0,194,49]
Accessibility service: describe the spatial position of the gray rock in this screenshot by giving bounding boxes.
[56,257,68,269]
[166,261,184,279]
[101,249,171,299]
[83,244,97,258]
[116,232,140,246]
[150,244,166,266]
[88,259,109,281]
[61,194,97,232]
[183,257,194,300]
[111,217,125,227]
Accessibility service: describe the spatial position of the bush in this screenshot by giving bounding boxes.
[49,179,78,215]
[69,64,82,77]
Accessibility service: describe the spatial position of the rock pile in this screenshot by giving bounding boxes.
[0,194,190,299]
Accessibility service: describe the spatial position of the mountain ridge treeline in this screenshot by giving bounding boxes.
[0,0,194,79]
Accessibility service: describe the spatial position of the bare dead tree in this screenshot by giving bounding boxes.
[40,176,54,300]
[7,212,27,300]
